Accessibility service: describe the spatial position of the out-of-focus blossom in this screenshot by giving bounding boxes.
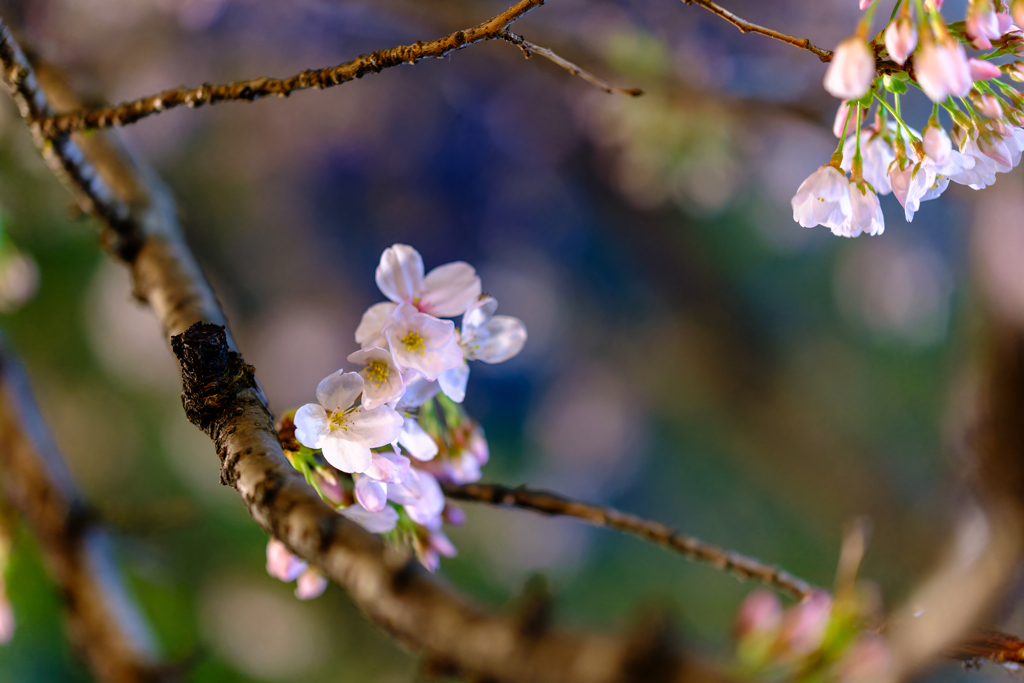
[419,526,458,573]
[915,37,972,102]
[924,124,953,164]
[970,58,1003,81]
[778,591,833,656]
[0,589,12,645]
[346,347,405,410]
[824,37,876,99]
[792,165,851,230]
[375,244,481,317]
[977,93,1004,118]
[841,129,896,194]
[967,0,1003,49]
[438,295,527,402]
[339,503,399,533]
[885,16,917,65]
[836,636,891,682]
[294,370,403,473]
[383,303,463,381]
[735,589,783,640]
[294,569,328,600]
[1014,0,1024,28]
[859,0,873,9]
[266,538,307,583]
[0,249,37,314]
[422,419,490,484]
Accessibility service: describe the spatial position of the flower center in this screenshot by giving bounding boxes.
[329,411,352,432]
[402,330,425,354]
[365,360,390,385]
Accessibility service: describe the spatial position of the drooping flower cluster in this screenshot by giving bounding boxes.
[796,0,1024,236]
[266,245,527,596]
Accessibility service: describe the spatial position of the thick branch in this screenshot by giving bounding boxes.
[443,482,813,600]
[682,0,833,63]
[0,18,734,683]
[35,0,548,136]
[0,342,168,683]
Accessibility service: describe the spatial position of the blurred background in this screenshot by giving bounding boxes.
[0,0,1019,679]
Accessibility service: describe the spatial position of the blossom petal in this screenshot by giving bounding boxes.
[294,569,328,600]
[316,371,363,412]
[266,539,307,582]
[396,374,441,410]
[469,316,527,363]
[364,449,411,483]
[376,244,424,305]
[340,503,399,533]
[420,262,482,317]
[293,403,330,449]
[321,435,373,473]
[397,417,439,461]
[355,302,397,349]
[344,405,404,448]
[348,347,405,410]
[355,476,389,512]
[384,303,461,381]
[388,469,445,525]
[463,295,498,332]
[439,362,470,403]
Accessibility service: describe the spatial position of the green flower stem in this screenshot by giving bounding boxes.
[889,0,903,22]
[874,91,919,140]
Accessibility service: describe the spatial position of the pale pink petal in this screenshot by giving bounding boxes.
[266,538,307,582]
[388,469,445,525]
[823,37,875,100]
[294,569,328,600]
[347,347,405,410]
[340,503,399,533]
[316,371,363,412]
[884,19,917,65]
[430,529,458,558]
[970,57,1003,81]
[321,435,373,473]
[396,374,441,410]
[354,302,397,349]
[462,295,498,332]
[355,476,389,512]
[293,403,330,450]
[344,405,404,447]
[383,303,461,381]
[364,449,411,483]
[397,418,439,461]
[438,362,470,403]
[375,244,424,305]
[735,589,783,639]
[419,262,482,317]
[467,316,527,363]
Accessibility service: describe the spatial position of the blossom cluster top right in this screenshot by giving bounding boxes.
[794,0,1024,238]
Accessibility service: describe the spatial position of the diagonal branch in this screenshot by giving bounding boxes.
[681,0,833,63]
[0,18,735,683]
[499,30,643,97]
[0,340,170,683]
[442,482,813,600]
[34,0,550,136]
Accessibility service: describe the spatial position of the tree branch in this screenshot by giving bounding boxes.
[499,30,643,97]
[0,341,170,683]
[681,0,833,63]
[0,18,735,683]
[443,482,813,600]
[34,0,551,136]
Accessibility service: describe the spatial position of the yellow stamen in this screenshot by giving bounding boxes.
[402,330,425,354]
[365,359,390,385]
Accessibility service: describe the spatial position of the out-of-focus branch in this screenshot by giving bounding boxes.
[0,19,736,683]
[499,30,643,96]
[35,0,552,136]
[0,342,168,683]
[443,482,813,600]
[681,0,833,62]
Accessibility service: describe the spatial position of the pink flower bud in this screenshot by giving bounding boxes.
[735,589,783,640]
[924,124,953,164]
[779,590,833,656]
[978,93,1004,118]
[834,101,855,138]
[970,57,1004,81]
[915,37,972,102]
[885,18,918,65]
[294,568,328,600]
[824,37,876,100]
[859,0,874,8]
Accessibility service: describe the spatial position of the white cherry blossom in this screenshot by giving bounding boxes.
[833,183,884,237]
[294,370,403,473]
[394,374,441,462]
[841,129,896,194]
[347,347,405,410]
[791,165,852,230]
[383,303,463,381]
[439,295,527,403]
[388,468,445,526]
[375,244,481,317]
[355,302,396,348]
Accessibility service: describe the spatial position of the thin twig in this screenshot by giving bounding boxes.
[682,0,833,63]
[0,340,171,683]
[0,18,735,683]
[35,0,550,136]
[443,482,813,600]
[499,30,643,96]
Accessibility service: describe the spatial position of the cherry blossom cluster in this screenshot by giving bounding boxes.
[794,0,1024,237]
[733,587,887,682]
[267,244,527,598]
